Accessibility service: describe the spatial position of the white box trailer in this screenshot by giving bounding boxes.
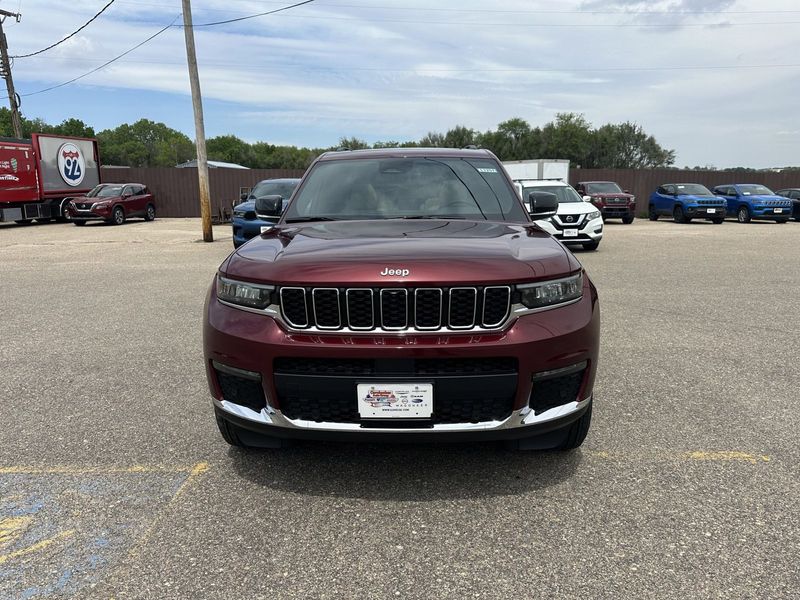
[502,159,570,182]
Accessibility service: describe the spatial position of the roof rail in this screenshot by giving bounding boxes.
[462,144,479,150]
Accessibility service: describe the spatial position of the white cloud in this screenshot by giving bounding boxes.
[6,0,800,167]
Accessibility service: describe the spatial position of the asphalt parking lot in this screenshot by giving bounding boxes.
[1,217,799,599]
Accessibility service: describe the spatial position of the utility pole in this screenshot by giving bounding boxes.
[181,0,213,242]
[0,8,22,139]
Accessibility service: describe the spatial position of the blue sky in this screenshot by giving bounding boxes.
[5,0,800,167]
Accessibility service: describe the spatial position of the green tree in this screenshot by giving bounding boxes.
[337,136,369,150]
[539,113,594,167]
[591,121,675,168]
[51,118,95,138]
[479,118,541,161]
[97,119,194,166]
[418,131,445,147]
[443,125,477,148]
[207,134,255,167]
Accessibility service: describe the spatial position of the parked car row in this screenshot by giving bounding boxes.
[649,183,795,223]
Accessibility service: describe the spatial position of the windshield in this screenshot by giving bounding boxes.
[283,157,527,222]
[737,184,774,196]
[86,185,108,197]
[90,185,123,198]
[522,184,583,204]
[249,180,298,200]
[674,184,712,196]
[586,182,623,194]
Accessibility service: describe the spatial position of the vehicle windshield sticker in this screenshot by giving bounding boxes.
[743,192,751,195]
[477,168,497,173]
[677,185,685,189]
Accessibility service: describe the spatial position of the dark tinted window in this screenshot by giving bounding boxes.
[250,180,299,200]
[284,157,527,222]
[586,182,623,194]
[522,184,583,204]
[674,184,712,196]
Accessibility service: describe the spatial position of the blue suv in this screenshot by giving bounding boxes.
[232,178,300,247]
[712,184,792,223]
[648,183,726,224]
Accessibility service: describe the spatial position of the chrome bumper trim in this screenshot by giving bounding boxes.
[212,396,591,434]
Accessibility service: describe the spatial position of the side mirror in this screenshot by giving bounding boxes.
[528,191,558,219]
[254,194,283,218]
[623,189,631,194]
[582,195,592,202]
[240,192,249,201]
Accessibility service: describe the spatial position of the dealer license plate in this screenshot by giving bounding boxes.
[357,383,433,419]
[563,229,579,237]
[707,208,716,213]
[774,208,783,213]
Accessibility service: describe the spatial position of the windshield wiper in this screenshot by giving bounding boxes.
[283,216,338,223]
[389,215,467,220]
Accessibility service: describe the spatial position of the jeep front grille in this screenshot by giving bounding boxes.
[278,286,512,332]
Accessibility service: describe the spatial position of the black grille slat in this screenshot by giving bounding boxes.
[280,288,308,327]
[482,287,510,327]
[274,357,517,376]
[346,289,374,329]
[449,288,477,329]
[381,289,408,329]
[415,289,442,329]
[312,289,340,329]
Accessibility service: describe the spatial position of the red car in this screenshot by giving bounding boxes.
[204,148,600,450]
[575,181,636,224]
[67,183,155,225]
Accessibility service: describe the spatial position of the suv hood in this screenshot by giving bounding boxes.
[677,194,726,202]
[744,195,790,202]
[224,220,579,286]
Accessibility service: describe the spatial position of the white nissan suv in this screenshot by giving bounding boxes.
[514,179,604,251]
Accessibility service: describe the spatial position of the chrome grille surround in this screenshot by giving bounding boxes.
[275,285,514,333]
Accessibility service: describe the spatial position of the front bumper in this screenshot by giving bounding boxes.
[537,217,603,244]
[685,205,725,218]
[232,217,279,247]
[597,204,635,218]
[67,206,111,221]
[750,207,791,220]
[203,277,600,440]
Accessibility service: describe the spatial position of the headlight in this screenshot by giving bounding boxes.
[517,272,583,310]
[92,202,109,209]
[233,210,245,217]
[587,210,601,220]
[217,276,275,309]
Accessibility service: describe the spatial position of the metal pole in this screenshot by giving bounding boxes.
[181,0,213,242]
[0,10,23,139]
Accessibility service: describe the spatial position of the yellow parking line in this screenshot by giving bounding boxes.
[126,462,210,560]
[0,529,75,565]
[587,450,771,463]
[0,516,33,551]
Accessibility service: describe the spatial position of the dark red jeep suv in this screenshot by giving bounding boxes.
[204,148,600,449]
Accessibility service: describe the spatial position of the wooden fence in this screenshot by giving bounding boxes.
[101,167,304,219]
[100,166,800,219]
[569,169,800,216]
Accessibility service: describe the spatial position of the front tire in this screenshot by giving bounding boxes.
[711,218,724,224]
[622,215,634,224]
[737,206,751,223]
[111,206,125,226]
[582,241,600,251]
[648,205,659,221]
[73,221,86,226]
[673,205,687,223]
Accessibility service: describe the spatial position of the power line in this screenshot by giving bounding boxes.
[192,0,316,27]
[13,14,179,98]
[11,0,117,59]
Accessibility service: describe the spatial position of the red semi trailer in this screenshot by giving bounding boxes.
[0,133,101,224]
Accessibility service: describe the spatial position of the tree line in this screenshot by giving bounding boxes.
[2,106,791,171]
